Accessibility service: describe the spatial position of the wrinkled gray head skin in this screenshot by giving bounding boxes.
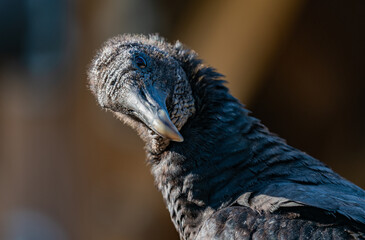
[88,34,195,148]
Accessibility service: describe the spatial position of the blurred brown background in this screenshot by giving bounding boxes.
[0,0,364,239]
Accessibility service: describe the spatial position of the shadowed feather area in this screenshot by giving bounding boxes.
[88,34,365,240]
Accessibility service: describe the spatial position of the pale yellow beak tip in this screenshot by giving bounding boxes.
[152,109,184,142]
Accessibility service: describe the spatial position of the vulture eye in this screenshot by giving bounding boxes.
[135,56,147,69]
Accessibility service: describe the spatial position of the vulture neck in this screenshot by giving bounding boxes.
[147,75,266,239]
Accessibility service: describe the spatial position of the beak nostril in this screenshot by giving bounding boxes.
[139,89,147,101]
[127,109,135,115]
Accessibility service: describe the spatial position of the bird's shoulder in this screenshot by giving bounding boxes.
[195,205,365,240]
[240,176,365,225]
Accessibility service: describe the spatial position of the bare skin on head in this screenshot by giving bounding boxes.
[88,34,195,148]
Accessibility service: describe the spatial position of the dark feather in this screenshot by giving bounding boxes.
[88,34,365,240]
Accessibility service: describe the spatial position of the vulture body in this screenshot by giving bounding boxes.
[88,34,365,240]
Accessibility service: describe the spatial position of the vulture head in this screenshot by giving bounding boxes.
[88,34,196,144]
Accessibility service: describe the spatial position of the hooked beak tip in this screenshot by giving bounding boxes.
[172,134,184,142]
[151,109,184,142]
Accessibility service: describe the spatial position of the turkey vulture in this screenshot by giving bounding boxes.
[88,34,365,239]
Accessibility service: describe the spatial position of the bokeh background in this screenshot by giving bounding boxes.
[0,0,364,239]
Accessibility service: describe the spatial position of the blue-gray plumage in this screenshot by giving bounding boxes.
[88,34,365,240]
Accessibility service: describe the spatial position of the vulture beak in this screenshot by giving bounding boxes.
[126,84,184,142]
